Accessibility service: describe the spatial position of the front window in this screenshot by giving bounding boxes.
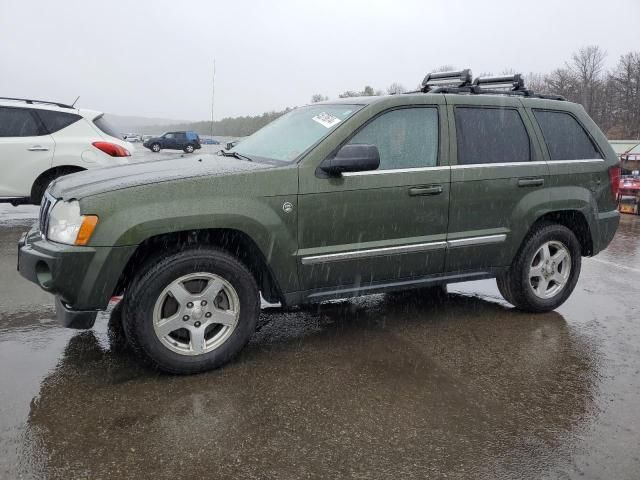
[231,104,362,163]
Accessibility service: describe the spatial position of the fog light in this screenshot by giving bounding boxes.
[35,261,53,289]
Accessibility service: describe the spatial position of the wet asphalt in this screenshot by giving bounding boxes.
[0,205,639,480]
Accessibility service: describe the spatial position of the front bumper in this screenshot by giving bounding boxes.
[18,227,136,329]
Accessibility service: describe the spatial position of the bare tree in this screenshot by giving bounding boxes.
[609,52,640,138]
[338,90,360,98]
[387,82,406,95]
[567,45,607,118]
[432,65,456,73]
[311,94,328,103]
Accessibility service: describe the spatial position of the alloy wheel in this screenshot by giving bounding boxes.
[528,240,571,299]
[152,272,240,355]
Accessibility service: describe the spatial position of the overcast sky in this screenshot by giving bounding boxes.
[1,0,639,121]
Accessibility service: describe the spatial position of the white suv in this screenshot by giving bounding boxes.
[0,97,134,205]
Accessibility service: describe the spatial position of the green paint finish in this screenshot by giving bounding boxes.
[19,92,620,314]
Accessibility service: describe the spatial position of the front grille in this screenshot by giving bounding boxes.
[39,193,54,236]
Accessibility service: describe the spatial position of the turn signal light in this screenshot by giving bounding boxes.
[92,141,131,157]
[75,215,99,246]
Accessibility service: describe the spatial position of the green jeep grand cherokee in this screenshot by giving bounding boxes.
[18,71,620,374]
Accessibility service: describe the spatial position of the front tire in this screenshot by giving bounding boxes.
[151,143,161,152]
[122,248,259,374]
[497,223,581,312]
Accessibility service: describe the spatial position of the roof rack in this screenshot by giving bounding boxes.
[412,69,565,101]
[421,69,472,91]
[0,96,75,109]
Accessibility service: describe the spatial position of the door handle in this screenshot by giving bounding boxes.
[28,145,49,151]
[517,177,544,187]
[408,185,443,196]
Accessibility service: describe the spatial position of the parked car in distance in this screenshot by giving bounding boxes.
[0,97,133,205]
[143,131,201,153]
[123,133,142,142]
[18,70,620,374]
[200,136,220,145]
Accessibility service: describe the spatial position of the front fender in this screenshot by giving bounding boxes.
[80,170,300,293]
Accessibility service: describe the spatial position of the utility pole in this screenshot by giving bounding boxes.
[210,59,216,138]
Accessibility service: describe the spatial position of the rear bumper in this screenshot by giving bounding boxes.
[593,209,620,254]
[17,227,136,328]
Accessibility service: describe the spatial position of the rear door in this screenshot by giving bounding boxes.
[0,106,54,198]
[175,132,188,149]
[298,100,451,292]
[445,96,548,272]
[526,108,607,209]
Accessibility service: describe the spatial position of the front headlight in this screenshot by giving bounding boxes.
[47,200,99,246]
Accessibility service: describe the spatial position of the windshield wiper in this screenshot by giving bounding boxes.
[218,149,254,162]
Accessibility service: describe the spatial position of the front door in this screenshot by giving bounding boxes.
[298,103,450,293]
[445,97,549,272]
[0,106,54,198]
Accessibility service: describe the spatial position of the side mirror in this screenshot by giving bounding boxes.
[319,144,380,176]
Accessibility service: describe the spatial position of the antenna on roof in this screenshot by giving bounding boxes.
[71,96,80,108]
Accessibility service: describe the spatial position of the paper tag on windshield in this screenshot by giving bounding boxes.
[312,112,341,128]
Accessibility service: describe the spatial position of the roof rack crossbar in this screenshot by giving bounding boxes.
[0,96,74,109]
[421,69,472,92]
[472,74,525,91]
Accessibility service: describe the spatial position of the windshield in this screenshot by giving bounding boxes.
[231,104,362,163]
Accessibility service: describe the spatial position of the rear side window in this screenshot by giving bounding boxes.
[533,110,602,160]
[36,109,81,134]
[0,107,43,137]
[93,115,122,139]
[455,107,530,165]
[346,107,439,170]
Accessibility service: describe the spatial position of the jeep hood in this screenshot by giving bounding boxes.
[49,154,271,201]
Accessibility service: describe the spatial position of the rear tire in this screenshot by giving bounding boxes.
[122,248,260,374]
[497,223,581,312]
[184,144,195,153]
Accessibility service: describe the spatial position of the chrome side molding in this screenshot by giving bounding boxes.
[301,241,447,265]
[446,234,507,248]
[301,234,507,265]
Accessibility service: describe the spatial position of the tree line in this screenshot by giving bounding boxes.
[148,46,640,139]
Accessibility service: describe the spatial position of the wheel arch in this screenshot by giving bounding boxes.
[31,165,86,202]
[113,228,284,304]
[527,209,594,256]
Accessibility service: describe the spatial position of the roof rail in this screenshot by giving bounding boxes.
[411,69,566,101]
[0,96,74,109]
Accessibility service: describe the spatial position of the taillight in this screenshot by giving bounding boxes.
[608,165,621,201]
[92,141,131,157]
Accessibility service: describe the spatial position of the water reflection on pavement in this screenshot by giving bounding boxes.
[1,209,639,479]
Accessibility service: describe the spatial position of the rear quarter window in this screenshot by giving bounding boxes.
[93,115,122,139]
[454,107,531,165]
[533,110,602,160]
[36,109,81,134]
